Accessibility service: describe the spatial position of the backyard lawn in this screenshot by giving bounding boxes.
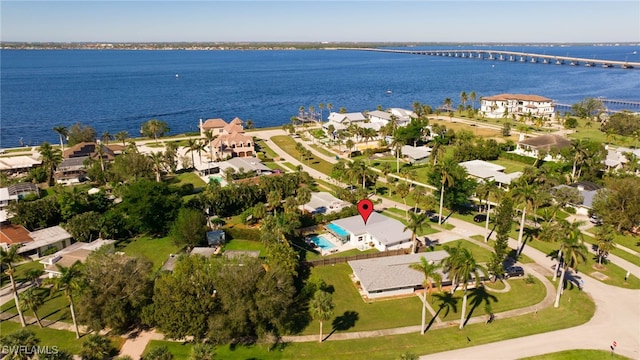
[117,235,181,272]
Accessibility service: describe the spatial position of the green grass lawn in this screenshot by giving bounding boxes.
[117,235,181,272]
[1,287,73,325]
[271,135,336,175]
[169,171,206,188]
[490,158,529,173]
[432,239,494,263]
[1,261,45,287]
[222,239,266,256]
[254,139,279,159]
[520,349,631,360]
[0,321,124,356]
[309,143,338,158]
[281,162,298,171]
[523,238,640,289]
[144,282,594,360]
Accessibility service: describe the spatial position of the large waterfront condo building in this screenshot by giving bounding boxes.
[480,94,556,120]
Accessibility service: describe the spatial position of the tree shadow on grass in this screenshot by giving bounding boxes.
[463,286,498,327]
[323,310,359,341]
[425,292,458,332]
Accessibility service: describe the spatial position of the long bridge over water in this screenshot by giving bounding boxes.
[335,48,640,69]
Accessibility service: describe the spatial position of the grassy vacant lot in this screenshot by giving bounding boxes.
[117,235,181,272]
[271,135,337,175]
[144,283,593,360]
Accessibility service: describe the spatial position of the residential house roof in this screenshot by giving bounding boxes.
[349,251,449,293]
[368,110,393,121]
[482,94,552,102]
[18,226,72,254]
[219,157,271,173]
[518,134,571,152]
[0,223,33,247]
[327,112,366,123]
[331,212,411,246]
[201,118,228,129]
[300,192,349,214]
[230,117,244,125]
[223,123,245,134]
[0,156,42,171]
[62,142,115,160]
[44,249,92,274]
[401,145,432,161]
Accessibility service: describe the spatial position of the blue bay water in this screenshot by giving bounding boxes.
[1,45,639,148]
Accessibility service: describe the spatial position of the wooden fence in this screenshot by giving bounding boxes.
[305,248,413,267]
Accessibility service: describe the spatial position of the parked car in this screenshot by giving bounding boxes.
[505,266,525,278]
[430,214,444,223]
[473,214,487,223]
[590,215,603,225]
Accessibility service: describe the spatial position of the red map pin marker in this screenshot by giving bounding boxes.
[357,199,374,225]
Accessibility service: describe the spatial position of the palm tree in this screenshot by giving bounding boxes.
[404,212,430,254]
[114,130,129,146]
[25,268,44,287]
[511,181,538,255]
[49,261,83,338]
[1,245,27,327]
[101,131,112,145]
[309,290,334,343]
[443,97,452,112]
[0,329,39,359]
[553,225,588,308]
[442,244,486,329]
[80,334,113,360]
[327,103,333,115]
[412,186,426,213]
[149,151,165,182]
[38,142,63,186]
[460,91,468,110]
[19,287,45,328]
[318,103,325,123]
[309,105,316,122]
[436,158,456,225]
[390,137,404,173]
[395,182,410,219]
[296,186,312,211]
[203,130,218,161]
[53,125,68,152]
[186,138,199,169]
[595,225,616,265]
[409,257,442,334]
[476,180,503,241]
[470,91,477,110]
[345,139,355,156]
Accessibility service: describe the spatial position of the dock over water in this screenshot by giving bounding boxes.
[335,48,640,70]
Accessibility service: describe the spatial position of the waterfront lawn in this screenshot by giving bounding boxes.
[144,283,594,360]
[271,135,336,175]
[117,235,181,272]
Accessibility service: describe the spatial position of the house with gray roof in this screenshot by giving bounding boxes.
[300,192,349,215]
[349,251,449,299]
[552,181,602,215]
[401,145,431,164]
[328,212,412,252]
[459,160,522,188]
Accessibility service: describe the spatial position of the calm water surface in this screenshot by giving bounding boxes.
[1,45,639,147]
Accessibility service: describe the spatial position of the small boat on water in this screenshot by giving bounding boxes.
[386,90,392,94]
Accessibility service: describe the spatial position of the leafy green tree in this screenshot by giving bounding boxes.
[65,211,101,242]
[170,208,207,249]
[395,182,410,219]
[109,151,155,183]
[442,244,487,329]
[141,119,170,144]
[409,257,442,334]
[487,197,514,279]
[80,334,114,360]
[309,290,334,343]
[592,177,640,232]
[77,246,153,334]
[146,255,217,340]
[118,179,181,236]
[67,123,97,146]
[1,245,27,327]
[19,287,45,327]
[7,197,61,231]
[38,142,63,186]
[48,261,83,338]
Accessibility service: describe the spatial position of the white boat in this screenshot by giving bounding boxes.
[386,90,392,94]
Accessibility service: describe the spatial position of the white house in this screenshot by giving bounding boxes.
[299,192,350,215]
[367,108,414,128]
[603,146,640,173]
[401,145,431,164]
[323,112,367,132]
[349,251,449,299]
[459,160,522,188]
[480,94,555,120]
[326,212,412,252]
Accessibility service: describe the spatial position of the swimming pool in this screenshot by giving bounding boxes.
[326,223,349,237]
[309,235,337,250]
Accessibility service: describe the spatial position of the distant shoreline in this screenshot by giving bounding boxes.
[2,41,639,51]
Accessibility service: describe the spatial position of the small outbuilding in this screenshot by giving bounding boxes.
[206,230,226,247]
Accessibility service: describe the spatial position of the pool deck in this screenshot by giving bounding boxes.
[308,233,356,256]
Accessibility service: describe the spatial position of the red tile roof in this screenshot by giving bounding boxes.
[202,118,228,129]
[0,224,33,246]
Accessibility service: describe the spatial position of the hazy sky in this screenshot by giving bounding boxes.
[2,1,639,43]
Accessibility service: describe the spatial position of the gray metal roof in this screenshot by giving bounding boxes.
[349,251,449,293]
[331,212,411,246]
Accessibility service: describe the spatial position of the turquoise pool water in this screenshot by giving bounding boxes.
[309,235,336,250]
[326,223,349,237]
